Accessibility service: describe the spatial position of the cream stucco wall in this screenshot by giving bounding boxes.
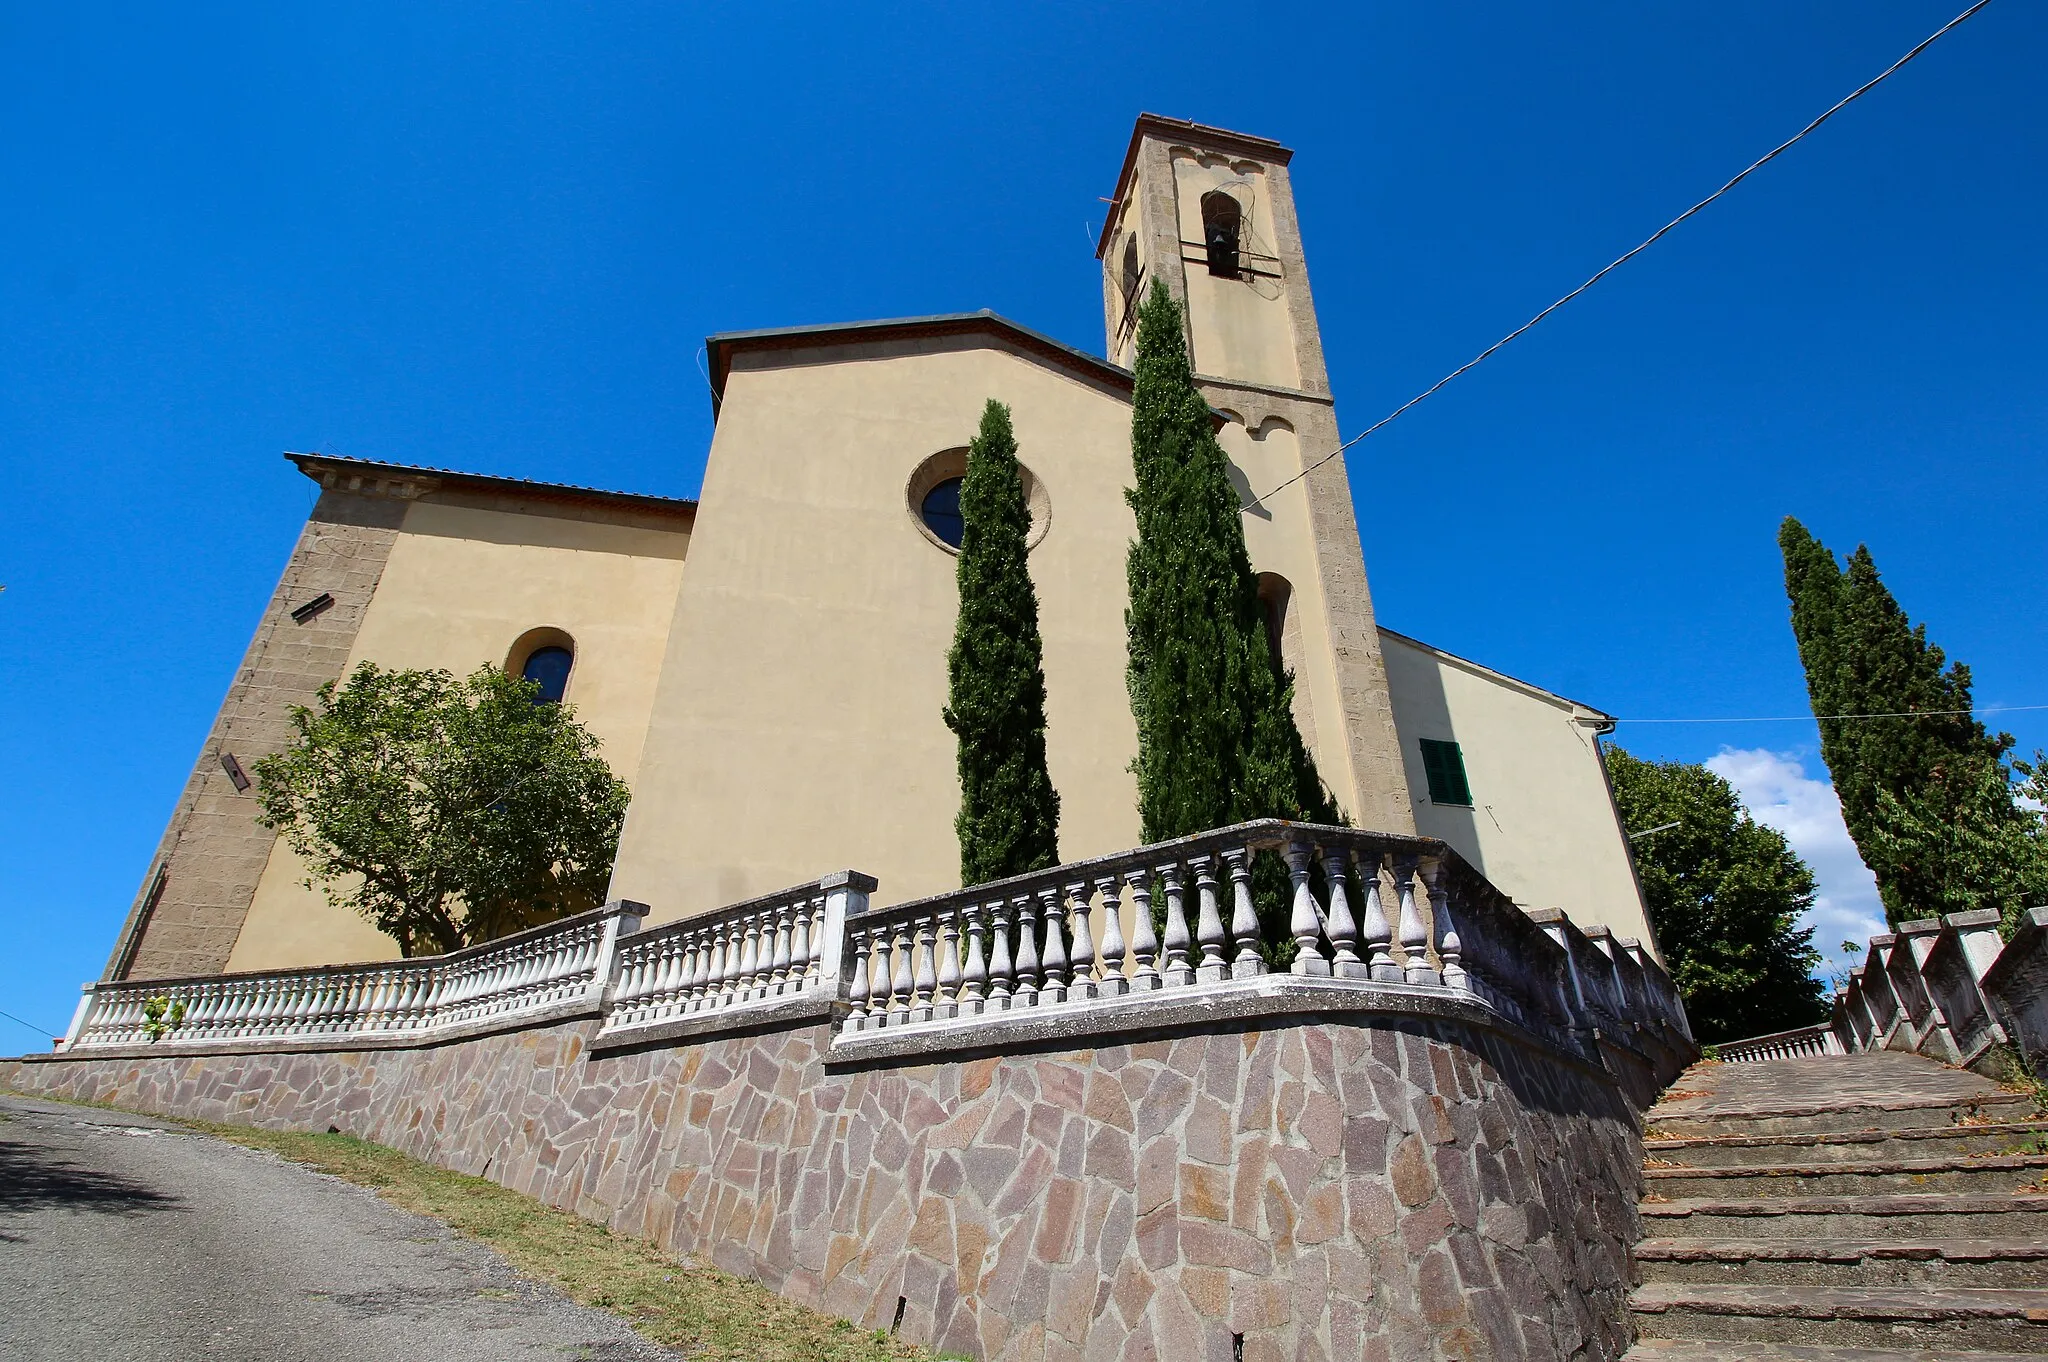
[610,336,1149,922]
[226,498,691,971]
[1216,415,1359,814]
[1377,629,1659,955]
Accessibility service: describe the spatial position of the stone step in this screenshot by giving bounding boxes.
[1625,1337,2048,1362]
[1637,1236,2048,1287]
[1629,1283,2048,1352]
[1646,1122,2048,1168]
[1641,1192,2048,1239]
[1645,1088,2037,1139]
[1645,1152,2048,1199]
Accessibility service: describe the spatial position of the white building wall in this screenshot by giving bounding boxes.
[1377,628,1660,956]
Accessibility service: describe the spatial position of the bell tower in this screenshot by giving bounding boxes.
[1097,115,1414,833]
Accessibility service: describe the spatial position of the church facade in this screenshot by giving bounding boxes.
[104,116,1655,982]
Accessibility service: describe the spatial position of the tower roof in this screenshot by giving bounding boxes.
[1095,115,1295,260]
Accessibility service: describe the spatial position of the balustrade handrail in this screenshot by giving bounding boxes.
[65,899,644,1052]
[54,821,1701,1088]
[595,872,870,1041]
[1715,1022,1840,1063]
[838,819,1683,1066]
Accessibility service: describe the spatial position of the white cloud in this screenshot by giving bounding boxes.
[1703,747,1886,981]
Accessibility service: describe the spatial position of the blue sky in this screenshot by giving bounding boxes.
[3,3,2043,1046]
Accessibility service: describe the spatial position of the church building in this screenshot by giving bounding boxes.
[103,116,1657,982]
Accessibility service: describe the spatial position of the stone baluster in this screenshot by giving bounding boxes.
[699,925,725,1008]
[222,978,259,1036]
[1125,868,1162,991]
[1013,893,1041,1006]
[1038,886,1069,1005]
[664,934,695,1015]
[1321,850,1364,978]
[1394,856,1435,985]
[789,899,813,990]
[934,909,962,1020]
[379,972,411,1031]
[866,925,895,1023]
[1286,836,1329,977]
[1066,881,1096,1001]
[407,966,436,1032]
[285,978,318,1034]
[845,926,874,1029]
[986,899,1014,1009]
[888,923,914,1021]
[633,938,664,1016]
[684,929,710,1012]
[1157,864,1192,987]
[1425,860,1466,992]
[807,896,829,984]
[960,905,989,1014]
[617,942,650,1015]
[250,977,280,1034]
[738,914,763,1000]
[710,923,737,1008]
[325,977,356,1033]
[911,917,938,1023]
[1096,875,1129,997]
[1361,856,1399,982]
[770,903,795,993]
[1226,848,1265,978]
[1192,856,1229,984]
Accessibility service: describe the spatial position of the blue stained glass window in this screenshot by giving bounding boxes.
[921,477,965,549]
[522,646,573,704]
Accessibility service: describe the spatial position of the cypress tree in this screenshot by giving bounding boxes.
[1779,517,2035,924]
[943,400,1061,886]
[1124,280,1336,958]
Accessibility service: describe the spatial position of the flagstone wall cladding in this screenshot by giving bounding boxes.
[4,1012,1642,1362]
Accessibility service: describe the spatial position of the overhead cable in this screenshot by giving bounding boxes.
[1248,0,1997,508]
[1616,702,2048,725]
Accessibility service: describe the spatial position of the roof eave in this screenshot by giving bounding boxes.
[286,453,698,519]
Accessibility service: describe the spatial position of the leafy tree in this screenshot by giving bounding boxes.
[255,662,631,956]
[943,399,1061,885]
[1780,519,2040,925]
[1604,745,1827,1044]
[1867,753,2048,937]
[1123,279,1337,961]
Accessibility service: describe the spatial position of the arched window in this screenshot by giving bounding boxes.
[1201,192,1242,278]
[920,477,965,549]
[521,645,574,704]
[506,628,577,704]
[1121,236,1141,304]
[1256,572,1291,667]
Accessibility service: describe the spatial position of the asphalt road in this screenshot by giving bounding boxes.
[0,1093,677,1362]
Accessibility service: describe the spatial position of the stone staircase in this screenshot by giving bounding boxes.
[1624,1051,2048,1361]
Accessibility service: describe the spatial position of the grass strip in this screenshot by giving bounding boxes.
[6,1090,935,1362]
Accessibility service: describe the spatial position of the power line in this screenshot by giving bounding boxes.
[1249,0,1997,508]
[0,1007,57,1041]
[1617,703,2048,725]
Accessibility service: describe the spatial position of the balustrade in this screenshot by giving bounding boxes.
[838,821,1610,1061]
[66,901,642,1052]
[59,823,1701,1089]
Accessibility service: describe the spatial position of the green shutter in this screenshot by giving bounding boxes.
[1419,739,1472,806]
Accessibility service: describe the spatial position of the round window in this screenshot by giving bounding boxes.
[905,449,1051,555]
[920,477,965,549]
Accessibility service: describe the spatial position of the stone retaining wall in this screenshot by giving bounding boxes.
[3,1009,1640,1362]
